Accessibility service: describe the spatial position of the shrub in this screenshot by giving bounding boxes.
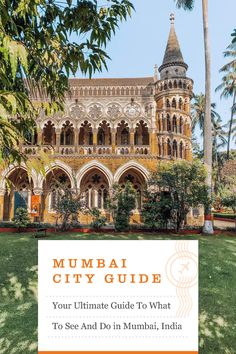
[12,207,31,232]
[89,208,107,230]
[144,160,209,232]
[107,182,136,231]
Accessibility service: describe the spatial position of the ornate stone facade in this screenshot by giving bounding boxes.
[0,15,199,225]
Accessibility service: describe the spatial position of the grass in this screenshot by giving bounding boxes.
[0,231,236,354]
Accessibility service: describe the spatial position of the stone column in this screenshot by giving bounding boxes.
[55,129,60,153]
[32,188,43,222]
[93,128,97,153]
[185,143,192,161]
[150,129,157,155]
[74,130,78,153]
[111,129,116,153]
[9,190,14,220]
[0,188,5,221]
[163,141,167,157]
[38,131,43,145]
[130,128,134,153]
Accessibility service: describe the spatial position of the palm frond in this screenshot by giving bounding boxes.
[174,0,195,10]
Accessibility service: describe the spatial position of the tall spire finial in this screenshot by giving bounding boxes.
[154,64,159,81]
[170,13,175,25]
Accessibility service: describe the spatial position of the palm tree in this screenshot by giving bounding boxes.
[211,116,227,195]
[191,93,221,134]
[216,71,236,159]
[220,29,236,72]
[174,0,213,233]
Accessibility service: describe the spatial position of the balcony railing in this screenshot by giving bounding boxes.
[116,146,131,155]
[78,146,93,155]
[134,146,150,155]
[22,144,151,156]
[59,146,76,155]
[22,145,54,155]
[96,146,112,155]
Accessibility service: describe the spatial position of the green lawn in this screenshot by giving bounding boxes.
[0,231,235,354]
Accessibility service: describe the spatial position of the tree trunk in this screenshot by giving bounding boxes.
[202,0,214,234]
[227,91,236,159]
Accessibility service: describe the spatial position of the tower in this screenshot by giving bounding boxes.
[155,14,193,161]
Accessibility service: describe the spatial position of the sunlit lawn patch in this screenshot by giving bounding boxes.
[0,232,235,354]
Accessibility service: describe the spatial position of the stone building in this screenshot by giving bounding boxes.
[0,15,196,224]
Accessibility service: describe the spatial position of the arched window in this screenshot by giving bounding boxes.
[81,171,109,210]
[134,120,149,146]
[168,81,172,89]
[79,121,93,145]
[162,114,165,131]
[166,99,170,108]
[184,99,188,111]
[60,121,74,145]
[158,140,162,156]
[167,139,172,157]
[172,116,177,133]
[173,140,178,158]
[179,117,183,134]
[179,98,183,110]
[117,121,130,145]
[172,98,177,109]
[97,128,105,145]
[167,115,171,132]
[43,121,56,145]
[98,121,111,145]
[121,129,129,145]
[178,80,183,88]
[180,141,184,159]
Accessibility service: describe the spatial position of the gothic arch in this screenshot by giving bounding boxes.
[114,118,132,129]
[40,118,58,130]
[58,118,76,129]
[37,161,75,190]
[76,161,113,189]
[0,164,37,191]
[114,161,149,183]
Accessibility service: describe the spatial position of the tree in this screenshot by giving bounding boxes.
[145,161,210,232]
[12,207,31,233]
[220,29,236,72]
[191,94,221,134]
[220,176,236,226]
[211,116,227,195]
[53,182,84,231]
[0,0,134,163]
[107,182,136,231]
[174,0,213,234]
[216,71,236,159]
[191,94,227,194]
[89,208,107,230]
[142,190,171,230]
[55,193,82,231]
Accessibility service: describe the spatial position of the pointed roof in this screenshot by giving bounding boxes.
[159,14,188,72]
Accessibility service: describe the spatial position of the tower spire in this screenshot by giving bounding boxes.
[159,14,188,79]
[170,13,175,25]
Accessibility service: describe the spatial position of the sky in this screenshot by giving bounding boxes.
[81,0,236,145]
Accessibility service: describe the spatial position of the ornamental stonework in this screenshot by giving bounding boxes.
[145,104,153,118]
[70,104,85,119]
[125,103,141,119]
[106,103,121,120]
[88,104,103,120]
